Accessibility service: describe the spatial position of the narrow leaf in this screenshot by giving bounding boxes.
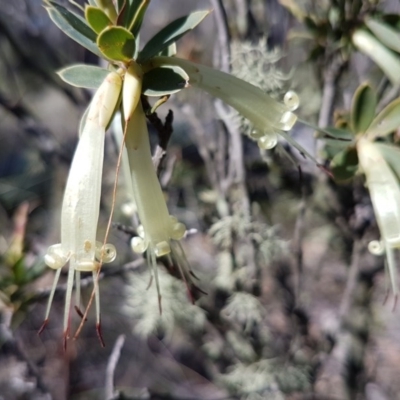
[314,127,354,140]
[350,83,377,134]
[366,98,400,138]
[47,1,96,41]
[128,0,150,37]
[366,18,400,53]
[352,29,400,85]
[57,64,110,88]
[142,66,188,96]
[46,6,102,58]
[138,10,210,62]
[97,26,135,61]
[85,6,111,34]
[330,147,359,181]
[160,42,177,57]
[117,0,126,12]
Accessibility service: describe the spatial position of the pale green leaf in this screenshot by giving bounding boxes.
[366,98,400,138]
[57,64,109,88]
[46,5,102,58]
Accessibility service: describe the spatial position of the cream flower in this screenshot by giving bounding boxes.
[40,71,121,346]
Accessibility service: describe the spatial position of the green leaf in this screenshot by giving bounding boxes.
[126,0,150,36]
[138,10,210,62]
[46,4,103,58]
[47,1,97,41]
[159,42,177,57]
[85,5,111,34]
[117,0,126,13]
[352,29,400,85]
[366,18,400,53]
[97,26,135,61]
[12,258,27,285]
[314,127,354,140]
[143,66,188,96]
[382,14,400,30]
[350,83,377,134]
[95,0,118,22]
[322,138,353,149]
[375,142,400,181]
[366,98,400,138]
[57,64,110,88]
[330,147,359,181]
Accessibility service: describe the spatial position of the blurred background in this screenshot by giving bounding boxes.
[1,0,400,399]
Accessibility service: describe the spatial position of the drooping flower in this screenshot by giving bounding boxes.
[40,71,122,347]
[358,137,400,298]
[142,57,310,156]
[123,101,194,311]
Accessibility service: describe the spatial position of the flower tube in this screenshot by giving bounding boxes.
[41,71,122,346]
[358,138,400,296]
[145,57,297,130]
[124,102,189,311]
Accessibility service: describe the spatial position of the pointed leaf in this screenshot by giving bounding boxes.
[375,142,400,181]
[46,5,102,58]
[351,83,377,134]
[85,5,111,34]
[160,42,177,57]
[97,26,135,61]
[47,1,96,41]
[322,138,353,149]
[143,65,188,96]
[57,64,110,88]
[366,18,400,53]
[117,0,125,13]
[366,98,400,138]
[330,147,359,181]
[138,10,210,62]
[352,29,400,85]
[126,0,150,36]
[314,127,354,140]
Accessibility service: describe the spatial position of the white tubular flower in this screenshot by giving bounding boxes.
[41,71,121,346]
[145,57,299,150]
[358,138,400,296]
[124,102,194,311]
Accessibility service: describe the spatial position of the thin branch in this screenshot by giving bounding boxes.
[0,312,52,398]
[105,334,126,400]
